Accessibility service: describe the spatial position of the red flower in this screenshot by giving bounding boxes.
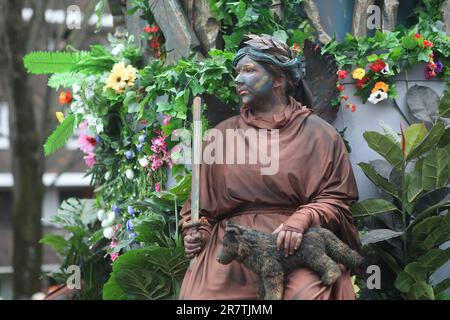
[342,95,349,101]
[336,85,345,92]
[351,104,357,112]
[369,60,387,73]
[292,43,300,52]
[356,76,370,89]
[415,33,421,39]
[59,91,72,105]
[150,37,160,49]
[144,25,159,33]
[423,40,433,48]
[337,70,347,80]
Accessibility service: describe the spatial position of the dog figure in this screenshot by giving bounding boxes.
[217,221,364,300]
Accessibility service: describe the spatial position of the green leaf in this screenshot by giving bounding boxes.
[48,72,83,90]
[43,114,75,156]
[394,262,428,293]
[273,30,288,43]
[409,282,435,300]
[439,89,450,118]
[370,245,402,274]
[422,148,449,191]
[416,248,450,274]
[358,162,399,199]
[363,131,403,170]
[412,187,450,225]
[406,170,423,203]
[360,229,403,246]
[412,214,450,252]
[103,273,128,300]
[39,235,69,256]
[435,278,450,295]
[404,123,427,158]
[367,54,379,62]
[406,120,445,160]
[24,51,84,74]
[405,85,440,125]
[351,199,399,218]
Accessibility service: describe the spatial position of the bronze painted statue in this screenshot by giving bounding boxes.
[179,34,361,300]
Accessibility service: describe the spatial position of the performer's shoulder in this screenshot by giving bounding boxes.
[302,113,342,143]
[213,115,240,131]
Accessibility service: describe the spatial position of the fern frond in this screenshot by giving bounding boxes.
[48,72,84,90]
[44,114,76,156]
[23,51,86,74]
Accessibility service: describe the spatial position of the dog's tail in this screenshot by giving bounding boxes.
[319,228,364,270]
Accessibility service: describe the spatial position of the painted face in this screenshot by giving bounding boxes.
[234,55,274,105]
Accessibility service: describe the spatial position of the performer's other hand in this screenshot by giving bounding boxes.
[184,229,205,259]
[272,223,303,257]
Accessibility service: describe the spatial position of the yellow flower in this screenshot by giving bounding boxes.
[55,111,65,123]
[351,276,360,296]
[371,81,389,93]
[352,68,366,80]
[104,62,137,93]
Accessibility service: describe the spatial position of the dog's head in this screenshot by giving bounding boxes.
[216,221,247,265]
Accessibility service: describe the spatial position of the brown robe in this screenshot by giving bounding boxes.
[179,96,360,300]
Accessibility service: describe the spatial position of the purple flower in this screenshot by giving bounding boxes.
[127,206,135,216]
[126,219,134,232]
[435,60,444,73]
[136,143,144,152]
[138,134,146,144]
[112,205,121,214]
[129,232,137,239]
[96,135,101,144]
[125,150,133,160]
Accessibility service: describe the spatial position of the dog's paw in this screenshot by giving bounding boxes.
[321,269,341,286]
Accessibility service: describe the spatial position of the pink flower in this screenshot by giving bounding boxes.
[150,135,167,153]
[155,182,161,192]
[150,154,163,171]
[83,152,96,167]
[110,252,119,262]
[163,114,172,126]
[162,152,173,168]
[78,133,97,153]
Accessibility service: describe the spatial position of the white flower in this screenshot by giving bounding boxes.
[105,171,112,181]
[107,211,116,224]
[103,227,114,239]
[101,219,112,228]
[72,84,81,93]
[368,90,388,104]
[139,157,149,167]
[97,209,106,222]
[380,63,390,75]
[125,168,135,179]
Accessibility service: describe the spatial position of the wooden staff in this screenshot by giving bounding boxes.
[187,96,202,270]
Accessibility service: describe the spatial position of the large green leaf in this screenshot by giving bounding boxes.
[394,262,433,299]
[43,114,76,156]
[404,123,427,158]
[358,162,399,199]
[360,229,403,246]
[405,85,440,125]
[434,278,450,295]
[406,120,445,160]
[422,148,449,191]
[412,187,450,223]
[106,246,187,300]
[39,234,69,256]
[438,89,450,118]
[351,199,399,218]
[23,51,84,74]
[103,273,128,300]
[416,248,450,274]
[406,171,423,203]
[133,214,170,247]
[412,214,450,252]
[363,131,403,170]
[48,197,97,229]
[370,245,402,274]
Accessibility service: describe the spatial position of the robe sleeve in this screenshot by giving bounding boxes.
[281,132,359,241]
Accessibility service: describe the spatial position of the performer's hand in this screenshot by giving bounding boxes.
[272,224,303,257]
[184,229,206,259]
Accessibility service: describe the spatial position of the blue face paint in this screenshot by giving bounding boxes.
[235,56,274,105]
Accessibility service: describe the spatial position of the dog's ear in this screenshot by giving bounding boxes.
[225,224,242,237]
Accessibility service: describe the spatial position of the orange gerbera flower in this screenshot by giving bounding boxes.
[371,81,389,93]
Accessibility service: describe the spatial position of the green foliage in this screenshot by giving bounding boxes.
[354,88,450,300]
[43,114,76,156]
[23,51,86,74]
[40,198,111,300]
